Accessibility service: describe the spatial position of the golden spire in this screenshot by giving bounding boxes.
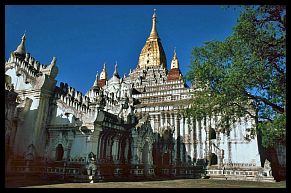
[100,63,107,80]
[149,9,158,39]
[137,9,167,69]
[14,32,26,55]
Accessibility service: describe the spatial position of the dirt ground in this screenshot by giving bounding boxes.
[14,179,286,188]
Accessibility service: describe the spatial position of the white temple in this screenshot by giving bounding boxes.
[5,10,275,183]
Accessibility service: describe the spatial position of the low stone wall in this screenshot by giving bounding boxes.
[206,169,275,183]
[7,161,207,183]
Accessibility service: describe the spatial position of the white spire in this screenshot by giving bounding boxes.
[173,47,177,60]
[171,47,179,69]
[93,71,99,87]
[14,32,26,55]
[100,63,107,80]
[113,62,120,78]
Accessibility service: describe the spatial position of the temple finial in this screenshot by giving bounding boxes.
[100,63,107,80]
[113,62,121,79]
[171,47,179,69]
[173,47,177,59]
[93,71,99,87]
[14,32,27,55]
[149,9,158,39]
[22,30,26,40]
[114,62,118,75]
[50,56,57,66]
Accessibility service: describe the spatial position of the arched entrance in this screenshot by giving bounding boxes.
[142,141,149,175]
[210,153,218,165]
[209,128,217,139]
[55,144,64,161]
[162,129,173,166]
[162,152,170,166]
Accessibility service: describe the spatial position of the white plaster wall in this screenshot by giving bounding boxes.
[14,112,36,155]
[6,66,56,158]
[230,140,261,166]
[219,119,261,166]
[49,106,72,125]
[6,68,33,91]
[70,135,92,159]
[12,96,41,156]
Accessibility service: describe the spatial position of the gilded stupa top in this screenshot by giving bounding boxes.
[137,9,167,69]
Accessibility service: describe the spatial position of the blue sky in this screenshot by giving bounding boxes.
[5,5,242,94]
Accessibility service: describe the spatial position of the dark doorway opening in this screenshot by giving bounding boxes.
[210,153,218,165]
[56,144,64,161]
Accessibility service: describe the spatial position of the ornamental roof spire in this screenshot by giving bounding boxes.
[167,47,183,81]
[100,63,107,80]
[93,71,99,87]
[171,47,179,69]
[149,9,158,39]
[14,32,26,55]
[173,47,177,60]
[113,62,120,79]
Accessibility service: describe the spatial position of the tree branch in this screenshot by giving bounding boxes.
[229,102,257,119]
[259,116,273,122]
[244,91,285,113]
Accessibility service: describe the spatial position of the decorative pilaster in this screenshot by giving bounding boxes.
[192,117,197,161]
[112,137,120,163]
[204,115,211,165]
[184,116,188,157]
[198,119,203,159]
[160,113,164,133]
[170,113,176,164]
[90,129,100,159]
[96,134,104,160]
[150,115,156,132]
[176,113,181,165]
[156,114,159,133]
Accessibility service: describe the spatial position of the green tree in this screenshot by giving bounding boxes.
[186,5,286,147]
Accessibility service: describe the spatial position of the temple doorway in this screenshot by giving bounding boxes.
[55,144,64,161]
[162,152,170,166]
[210,153,218,165]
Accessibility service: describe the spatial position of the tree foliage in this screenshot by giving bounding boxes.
[186,5,286,147]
